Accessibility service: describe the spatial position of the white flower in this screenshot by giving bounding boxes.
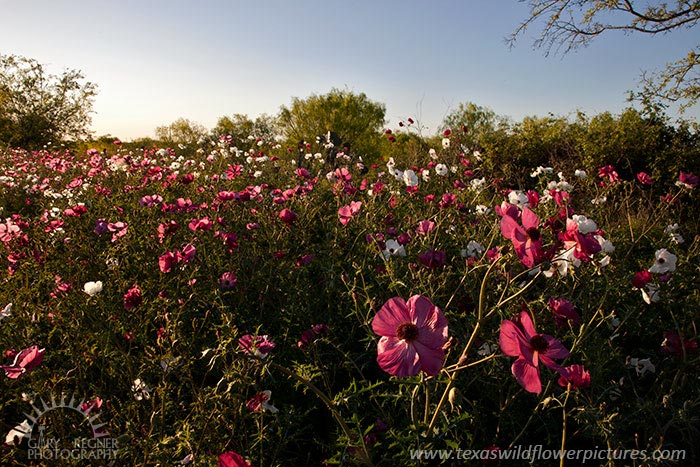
[260,390,279,413]
[132,378,151,401]
[648,249,677,274]
[179,453,194,465]
[641,283,661,304]
[572,214,598,234]
[669,232,685,244]
[0,303,11,322]
[591,196,607,205]
[544,247,579,278]
[595,235,615,253]
[435,163,448,177]
[628,357,655,377]
[476,342,499,357]
[470,178,486,191]
[475,204,491,215]
[382,239,406,259]
[472,150,482,161]
[421,169,430,182]
[403,170,419,187]
[442,137,450,149]
[253,170,263,178]
[465,240,485,258]
[664,223,680,233]
[530,166,553,177]
[386,157,396,171]
[83,281,103,297]
[428,148,438,159]
[574,169,587,178]
[5,419,31,446]
[507,190,528,207]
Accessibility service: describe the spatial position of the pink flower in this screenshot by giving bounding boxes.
[661,331,698,357]
[124,285,142,311]
[372,295,448,377]
[598,165,619,184]
[417,249,446,269]
[632,270,653,289]
[1,345,44,379]
[557,364,590,389]
[279,208,298,226]
[499,310,569,394]
[677,172,698,188]
[500,206,543,268]
[246,390,279,413]
[238,334,276,358]
[338,201,362,226]
[218,451,251,467]
[159,251,177,273]
[220,272,237,289]
[415,220,435,235]
[636,172,653,185]
[548,297,580,328]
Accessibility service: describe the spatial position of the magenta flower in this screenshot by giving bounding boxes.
[677,172,698,188]
[499,310,569,394]
[636,172,653,185]
[218,451,251,467]
[338,201,362,226]
[279,208,298,226]
[123,284,142,311]
[416,220,435,235]
[500,206,543,268]
[661,331,698,357]
[1,345,44,379]
[417,249,446,269]
[557,364,590,389]
[548,297,580,328]
[372,295,448,377]
[632,270,653,289]
[246,390,279,413]
[220,272,237,289]
[238,334,276,358]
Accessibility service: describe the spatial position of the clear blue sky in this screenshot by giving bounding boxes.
[2,0,697,140]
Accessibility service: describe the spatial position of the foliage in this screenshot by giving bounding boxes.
[278,88,386,161]
[211,113,279,143]
[0,54,97,149]
[154,117,208,147]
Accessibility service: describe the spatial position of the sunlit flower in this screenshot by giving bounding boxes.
[4,419,31,446]
[0,303,11,322]
[641,283,661,304]
[338,201,362,226]
[557,364,590,389]
[1,345,44,379]
[403,169,419,187]
[435,163,448,176]
[499,310,569,393]
[83,281,103,297]
[372,295,448,377]
[548,297,580,328]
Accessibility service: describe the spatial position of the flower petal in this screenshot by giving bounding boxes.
[542,335,570,360]
[512,357,542,394]
[372,297,411,337]
[412,339,445,376]
[376,336,420,377]
[499,319,527,357]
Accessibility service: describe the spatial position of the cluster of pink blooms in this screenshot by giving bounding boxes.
[159,244,196,273]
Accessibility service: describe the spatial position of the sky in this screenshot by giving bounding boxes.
[1,0,698,141]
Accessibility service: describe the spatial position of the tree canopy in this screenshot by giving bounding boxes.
[154,118,208,146]
[278,88,386,158]
[510,0,700,112]
[0,54,97,148]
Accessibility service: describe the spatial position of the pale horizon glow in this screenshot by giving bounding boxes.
[2,0,698,141]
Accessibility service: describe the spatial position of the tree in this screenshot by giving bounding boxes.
[154,118,208,146]
[440,102,510,149]
[212,113,279,144]
[510,1,700,111]
[278,88,386,158]
[0,54,97,148]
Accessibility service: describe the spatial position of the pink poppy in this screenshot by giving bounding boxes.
[2,345,44,379]
[218,451,251,467]
[557,364,590,389]
[372,295,448,377]
[500,206,543,268]
[499,310,569,394]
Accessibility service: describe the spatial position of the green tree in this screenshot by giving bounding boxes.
[0,54,97,148]
[278,88,386,159]
[212,113,279,144]
[510,0,700,112]
[154,117,208,146]
[440,102,509,148]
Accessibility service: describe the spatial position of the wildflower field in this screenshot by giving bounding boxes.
[0,122,699,466]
